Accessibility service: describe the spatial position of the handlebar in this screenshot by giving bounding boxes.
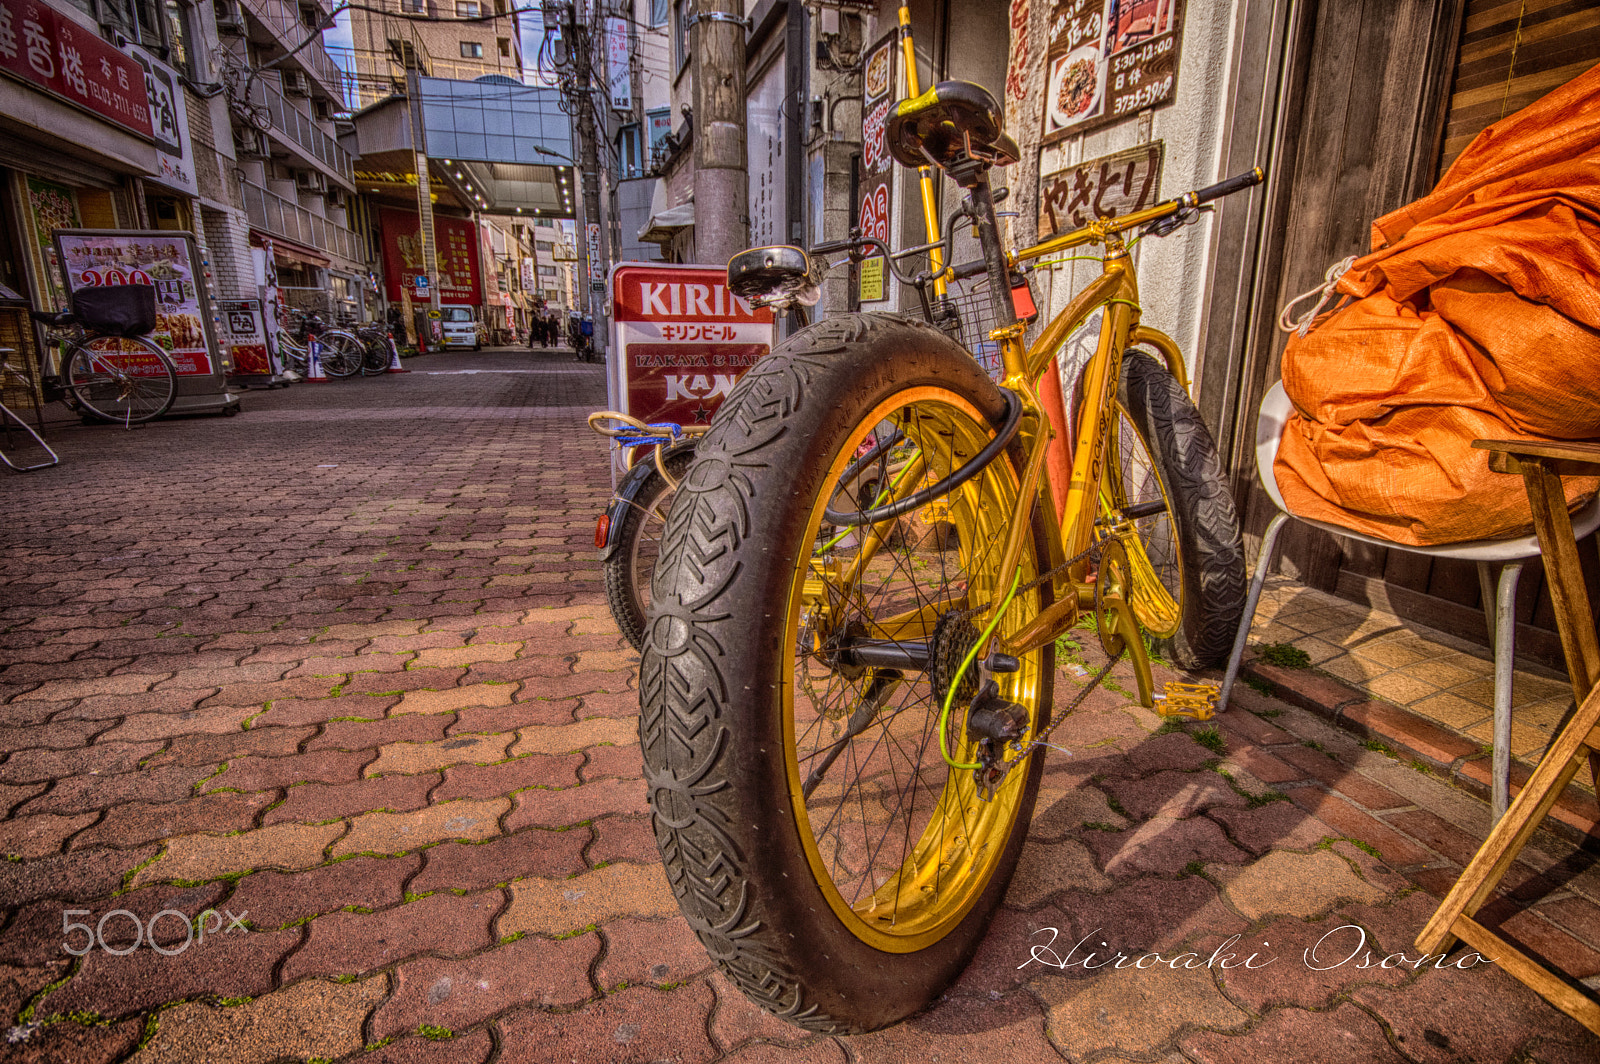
[1187,166,1266,207]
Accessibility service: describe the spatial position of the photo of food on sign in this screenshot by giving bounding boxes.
[54,231,216,376]
[1042,0,1184,142]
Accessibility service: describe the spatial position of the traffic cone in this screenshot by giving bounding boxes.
[306,334,330,382]
[384,332,410,374]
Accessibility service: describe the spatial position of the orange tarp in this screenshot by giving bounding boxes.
[1274,62,1600,545]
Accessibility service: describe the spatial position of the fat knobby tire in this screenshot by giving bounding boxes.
[1117,350,1247,668]
[639,313,1051,1033]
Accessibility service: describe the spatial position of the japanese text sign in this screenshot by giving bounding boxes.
[379,209,482,305]
[55,229,216,376]
[1038,141,1163,238]
[0,0,153,139]
[608,264,775,467]
[1040,0,1182,143]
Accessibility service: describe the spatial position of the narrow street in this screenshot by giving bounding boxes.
[0,348,1596,1063]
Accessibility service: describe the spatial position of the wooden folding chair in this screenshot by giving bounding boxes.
[1415,439,1600,1034]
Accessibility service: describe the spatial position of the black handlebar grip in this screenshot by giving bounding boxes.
[949,259,987,281]
[1190,166,1266,205]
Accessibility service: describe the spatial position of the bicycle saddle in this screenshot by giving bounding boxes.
[727,245,822,310]
[29,309,76,328]
[886,81,1020,176]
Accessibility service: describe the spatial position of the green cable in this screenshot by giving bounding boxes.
[937,564,1023,771]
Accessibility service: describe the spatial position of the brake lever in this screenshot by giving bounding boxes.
[1142,203,1213,239]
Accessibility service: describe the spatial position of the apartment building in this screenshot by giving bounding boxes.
[339,0,524,112]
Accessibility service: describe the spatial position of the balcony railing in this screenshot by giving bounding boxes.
[252,82,354,186]
[242,182,362,265]
[238,0,349,104]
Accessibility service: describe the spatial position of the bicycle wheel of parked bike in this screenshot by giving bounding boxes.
[605,447,694,652]
[359,333,390,375]
[1100,350,1246,669]
[65,336,177,424]
[641,314,1052,1033]
[317,332,364,378]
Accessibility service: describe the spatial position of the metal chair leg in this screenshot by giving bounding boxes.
[1475,560,1497,647]
[1491,560,1524,823]
[1219,511,1291,713]
[0,399,58,471]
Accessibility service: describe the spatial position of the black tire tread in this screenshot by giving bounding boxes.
[1118,351,1247,668]
[603,449,693,652]
[639,313,1049,1034]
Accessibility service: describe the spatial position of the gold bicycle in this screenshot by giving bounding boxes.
[639,78,1263,1032]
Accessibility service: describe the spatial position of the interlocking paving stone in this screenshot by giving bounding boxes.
[1033,962,1249,1060]
[2,350,1596,1061]
[364,734,515,777]
[498,861,677,937]
[494,981,717,1064]
[227,854,421,930]
[368,930,599,1040]
[334,797,509,857]
[1212,849,1388,921]
[135,821,344,885]
[126,975,386,1064]
[280,890,500,981]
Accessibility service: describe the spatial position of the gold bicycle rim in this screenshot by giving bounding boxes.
[780,386,1043,953]
[1102,399,1183,639]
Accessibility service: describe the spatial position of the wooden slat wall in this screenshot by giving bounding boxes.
[1440,0,1600,171]
[1326,0,1600,670]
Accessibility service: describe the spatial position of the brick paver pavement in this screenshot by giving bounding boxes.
[1,347,1597,1063]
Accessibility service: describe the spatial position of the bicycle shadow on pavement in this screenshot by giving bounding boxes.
[896,641,1600,1061]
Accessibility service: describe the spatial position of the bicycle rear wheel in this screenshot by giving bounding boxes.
[641,314,1052,1033]
[604,447,693,652]
[66,336,177,424]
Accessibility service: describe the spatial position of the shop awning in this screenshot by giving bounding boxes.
[252,233,330,269]
[638,202,695,245]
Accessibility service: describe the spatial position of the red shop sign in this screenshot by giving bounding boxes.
[607,262,775,475]
[0,0,153,139]
[377,208,482,305]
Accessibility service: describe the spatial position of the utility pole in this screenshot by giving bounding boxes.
[690,0,748,265]
[566,0,609,354]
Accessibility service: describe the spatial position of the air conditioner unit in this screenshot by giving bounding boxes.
[215,1,246,35]
[281,70,310,97]
[326,187,347,208]
[295,170,326,193]
[234,127,270,157]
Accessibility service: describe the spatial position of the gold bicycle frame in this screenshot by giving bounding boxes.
[826,197,1205,706]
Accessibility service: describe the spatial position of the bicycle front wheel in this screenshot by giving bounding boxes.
[1102,350,1246,668]
[66,336,177,424]
[359,333,390,375]
[318,332,364,378]
[604,447,693,652]
[641,314,1053,1033]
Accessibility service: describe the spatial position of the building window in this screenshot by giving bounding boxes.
[539,266,556,277]
[649,0,667,26]
[461,41,483,58]
[401,0,424,11]
[455,0,479,15]
[536,240,554,251]
[673,1,689,75]
[498,36,511,57]
[616,123,644,178]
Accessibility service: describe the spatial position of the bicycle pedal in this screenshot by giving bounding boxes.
[1154,681,1219,721]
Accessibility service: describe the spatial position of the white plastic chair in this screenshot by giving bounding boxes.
[1219,382,1600,821]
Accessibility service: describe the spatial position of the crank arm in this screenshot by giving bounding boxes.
[1099,591,1153,707]
[800,670,902,799]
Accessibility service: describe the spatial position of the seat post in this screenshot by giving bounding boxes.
[957,167,1016,333]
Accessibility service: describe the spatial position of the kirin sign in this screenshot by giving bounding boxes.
[606,263,776,474]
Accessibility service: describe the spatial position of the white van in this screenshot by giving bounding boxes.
[439,305,483,350]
